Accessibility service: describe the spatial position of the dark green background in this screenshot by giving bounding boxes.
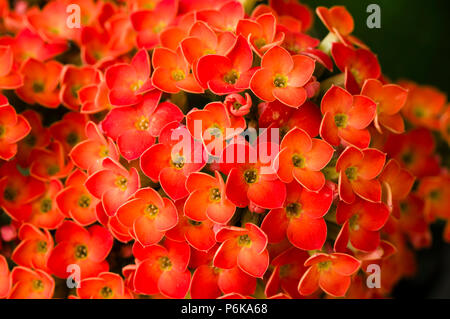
[302,0,450,93]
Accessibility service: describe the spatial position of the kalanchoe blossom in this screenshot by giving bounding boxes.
[197,35,256,95]
[77,272,132,299]
[262,181,333,251]
[151,46,204,94]
[196,1,244,32]
[16,58,62,108]
[133,239,191,298]
[49,112,88,153]
[214,223,269,278]
[236,13,285,57]
[130,0,178,49]
[0,161,46,222]
[361,79,408,134]
[298,252,361,297]
[186,101,246,157]
[29,141,74,181]
[116,187,178,246]
[335,198,390,252]
[166,199,216,252]
[336,146,386,204]
[85,157,140,217]
[320,85,376,149]
[140,122,206,201]
[0,45,22,89]
[0,98,31,160]
[11,223,53,272]
[70,121,119,174]
[47,221,113,279]
[101,90,183,160]
[219,142,286,210]
[56,169,99,226]
[59,65,101,111]
[105,49,153,106]
[9,266,54,299]
[0,255,10,298]
[250,45,315,108]
[184,171,236,224]
[331,42,381,95]
[276,127,334,192]
[224,92,252,117]
[265,247,309,299]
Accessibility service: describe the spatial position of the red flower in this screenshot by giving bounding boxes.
[331,42,381,94]
[399,81,447,130]
[28,179,65,229]
[361,79,408,133]
[269,0,313,32]
[56,169,99,226]
[101,90,183,160]
[417,175,450,221]
[85,158,140,217]
[383,127,440,178]
[197,35,255,95]
[16,58,62,108]
[214,223,269,278]
[116,187,178,246]
[59,65,101,111]
[0,28,67,66]
[186,101,246,157]
[220,142,286,209]
[184,171,235,224]
[140,123,206,201]
[250,45,315,108]
[315,6,367,49]
[133,239,191,298]
[265,247,309,298]
[166,199,216,252]
[190,246,256,298]
[151,46,203,94]
[9,266,54,299]
[15,110,51,167]
[47,221,113,279]
[261,181,333,250]
[0,161,45,222]
[70,121,119,174]
[197,1,244,32]
[29,141,74,181]
[180,20,235,66]
[336,146,386,204]
[49,112,88,153]
[276,127,334,191]
[378,159,415,216]
[0,255,10,298]
[298,252,361,297]
[0,100,31,160]
[259,100,322,140]
[320,85,376,148]
[224,92,252,117]
[130,0,178,49]
[77,272,132,299]
[335,198,390,252]
[0,45,22,89]
[236,13,285,57]
[12,223,53,271]
[79,79,111,114]
[105,49,153,106]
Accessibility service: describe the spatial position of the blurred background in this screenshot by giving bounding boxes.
[301,0,450,298]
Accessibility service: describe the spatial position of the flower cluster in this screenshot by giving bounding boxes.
[0,0,448,299]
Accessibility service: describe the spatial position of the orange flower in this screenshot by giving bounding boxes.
[250,45,315,108]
